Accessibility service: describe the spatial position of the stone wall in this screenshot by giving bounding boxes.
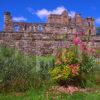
[0,31,99,56]
[0,32,69,55]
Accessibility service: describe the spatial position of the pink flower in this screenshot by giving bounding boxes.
[73,37,81,45]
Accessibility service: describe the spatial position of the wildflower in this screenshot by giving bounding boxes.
[55,59,61,65]
[69,64,80,76]
[73,36,81,45]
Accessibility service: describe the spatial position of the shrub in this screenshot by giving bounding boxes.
[80,53,95,73]
[79,53,96,87]
[35,55,55,80]
[55,48,78,65]
[49,46,97,87]
[0,46,55,92]
[0,46,36,92]
[49,48,81,86]
[49,65,70,81]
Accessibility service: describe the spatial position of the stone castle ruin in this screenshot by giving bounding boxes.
[0,10,99,56]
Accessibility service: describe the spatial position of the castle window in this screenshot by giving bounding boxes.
[38,25,43,32]
[88,22,91,26]
[89,30,91,35]
[13,25,20,32]
[25,25,27,30]
[32,26,34,32]
[26,26,29,32]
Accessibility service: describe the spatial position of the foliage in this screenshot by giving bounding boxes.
[49,48,81,86]
[49,44,97,87]
[0,46,36,92]
[62,50,78,65]
[55,48,78,65]
[35,55,55,80]
[0,46,55,92]
[69,64,80,76]
[49,65,70,81]
[80,53,95,73]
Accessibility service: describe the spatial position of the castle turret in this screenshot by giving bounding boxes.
[61,10,69,25]
[75,14,83,26]
[85,17,94,27]
[47,10,69,25]
[4,11,12,32]
[84,17,96,35]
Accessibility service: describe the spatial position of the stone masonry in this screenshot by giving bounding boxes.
[0,10,99,56]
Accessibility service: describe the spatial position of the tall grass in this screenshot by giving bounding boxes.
[0,46,55,92]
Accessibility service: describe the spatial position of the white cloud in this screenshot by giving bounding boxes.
[27,6,76,19]
[68,11,76,18]
[95,18,100,24]
[13,16,27,22]
[50,6,66,14]
[36,6,66,19]
[36,9,50,19]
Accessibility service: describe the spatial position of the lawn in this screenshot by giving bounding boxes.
[0,89,100,100]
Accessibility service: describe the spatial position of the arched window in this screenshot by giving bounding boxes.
[13,25,20,32]
[38,25,43,32]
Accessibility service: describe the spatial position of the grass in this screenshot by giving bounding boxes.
[0,89,100,100]
[0,46,99,100]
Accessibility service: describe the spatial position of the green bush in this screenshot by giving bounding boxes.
[49,65,70,81]
[49,48,80,86]
[49,47,97,87]
[0,46,36,92]
[35,55,55,80]
[80,53,95,73]
[34,55,55,89]
[0,46,55,92]
[79,53,96,87]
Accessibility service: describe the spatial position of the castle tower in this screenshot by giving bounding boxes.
[47,10,69,25]
[75,14,83,26]
[84,17,96,35]
[61,10,69,25]
[4,11,12,32]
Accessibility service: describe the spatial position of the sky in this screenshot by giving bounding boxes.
[0,0,100,31]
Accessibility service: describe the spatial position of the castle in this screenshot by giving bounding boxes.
[0,10,99,56]
[4,11,96,35]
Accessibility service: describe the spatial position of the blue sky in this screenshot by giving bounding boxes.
[0,0,100,31]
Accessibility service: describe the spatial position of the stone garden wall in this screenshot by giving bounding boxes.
[0,32,69,55]
[0,31,99,56]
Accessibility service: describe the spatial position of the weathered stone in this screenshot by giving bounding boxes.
[0,11,99,56]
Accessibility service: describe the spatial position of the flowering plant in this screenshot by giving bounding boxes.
[49,48,80,84]
[68,64,80,76]
[50,32,96,87]
[49,65,70,81]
